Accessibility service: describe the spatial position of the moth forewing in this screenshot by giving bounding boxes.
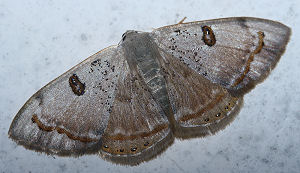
[152,17,291,96]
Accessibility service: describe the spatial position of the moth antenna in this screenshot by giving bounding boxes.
[177,17,187,24]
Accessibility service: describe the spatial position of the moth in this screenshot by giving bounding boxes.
[9,17,291,165]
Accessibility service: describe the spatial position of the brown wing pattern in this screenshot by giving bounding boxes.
[100,59,173,165]
[158,50,243,138]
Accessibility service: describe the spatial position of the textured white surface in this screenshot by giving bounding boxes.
[0,0,299,172]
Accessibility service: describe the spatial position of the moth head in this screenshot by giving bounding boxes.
[119,30,143,44]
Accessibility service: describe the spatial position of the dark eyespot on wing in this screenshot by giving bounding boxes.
[201,25,216,46]
[69,74,85,96]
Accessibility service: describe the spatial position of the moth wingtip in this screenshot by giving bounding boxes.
[285,26,292,42]
[7,119,19,139]
[7,129,15,141]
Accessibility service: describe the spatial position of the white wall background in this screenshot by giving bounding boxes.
[0,0,299,172]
